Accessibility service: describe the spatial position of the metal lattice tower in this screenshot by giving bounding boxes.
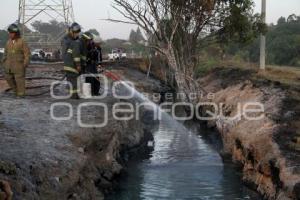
[18,0,75,49]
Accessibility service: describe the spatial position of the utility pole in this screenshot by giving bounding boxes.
[260,0,266,70]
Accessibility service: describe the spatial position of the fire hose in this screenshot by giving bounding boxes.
[1,68,123,97]
[2,75,66,97]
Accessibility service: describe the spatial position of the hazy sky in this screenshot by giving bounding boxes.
[0,0,299,40]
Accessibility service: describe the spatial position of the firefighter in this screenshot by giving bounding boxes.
[79,32,93,73]
[2,23,30,97]
[61,22,82,99]
[86,36,102,96]
[94,36,103,67]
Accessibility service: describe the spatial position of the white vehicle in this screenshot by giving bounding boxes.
[31,49,53,60]
[31,49,43,59]
[108,49,127,61]
[31,49,43,56]
[0,48,4,54]
[44,51,53,59]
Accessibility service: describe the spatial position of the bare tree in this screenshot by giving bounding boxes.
[112,0,262,102]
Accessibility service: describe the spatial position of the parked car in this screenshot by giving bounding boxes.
[44,51,53,59]
[31,49,53,60]
[31,49,44,60]
[108,49,127,61]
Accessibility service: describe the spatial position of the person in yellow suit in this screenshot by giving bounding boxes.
[2,24,30,97]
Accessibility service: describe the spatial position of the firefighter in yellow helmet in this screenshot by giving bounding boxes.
[2,24,30,97]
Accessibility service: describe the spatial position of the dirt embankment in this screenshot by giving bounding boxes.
[198,67,300,200]
[0,63,159,199]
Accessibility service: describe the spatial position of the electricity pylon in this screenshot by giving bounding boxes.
[18,0,75,49]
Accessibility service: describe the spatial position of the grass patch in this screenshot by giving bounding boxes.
[196,57,300,89]
[196,57,220,78]
[258,65,300,89]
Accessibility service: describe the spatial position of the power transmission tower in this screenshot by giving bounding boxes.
[260,0,266,70]
[18,0,75,49]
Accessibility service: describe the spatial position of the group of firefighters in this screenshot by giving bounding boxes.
[1,22,103,99]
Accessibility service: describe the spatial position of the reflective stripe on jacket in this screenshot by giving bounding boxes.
[64,66,79,74]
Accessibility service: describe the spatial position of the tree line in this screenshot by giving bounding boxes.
[223,14,300,67]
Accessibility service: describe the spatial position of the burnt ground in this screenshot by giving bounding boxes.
[0,62,164,200]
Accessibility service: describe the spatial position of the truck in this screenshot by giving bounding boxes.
[108,49,127,61]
